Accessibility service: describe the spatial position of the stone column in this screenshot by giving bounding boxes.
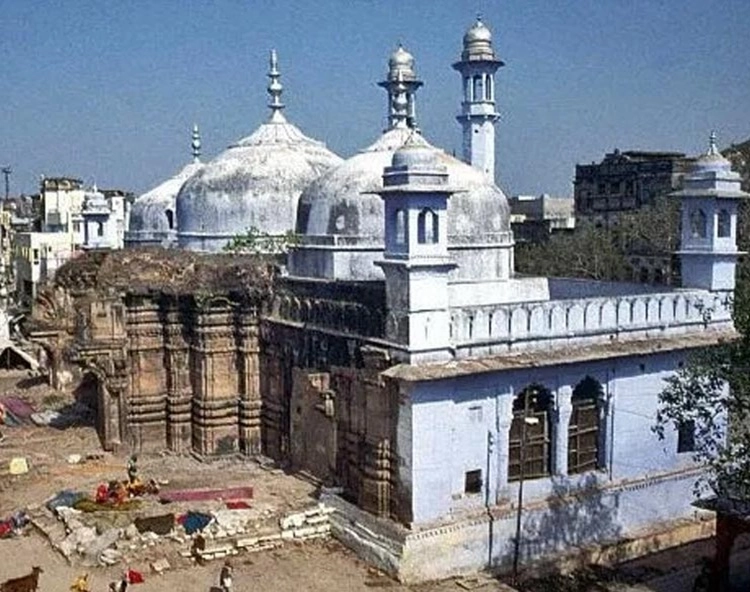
[238,312,262,455]
[553,385,573,476]
[495,388,514,502]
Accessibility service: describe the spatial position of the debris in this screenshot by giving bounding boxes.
[0,396,36,424]
[30,409,61,426]
[225,500,251,509]
[9,456,29,475]
[134,514,174,535]
[47,490,87,512]
[67,454,83,465]
[150,558,171,574]
[179,511,212,535]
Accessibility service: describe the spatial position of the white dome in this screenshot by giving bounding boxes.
[176,116,342,252]
[127,160,203,247]
[296,127,510,241]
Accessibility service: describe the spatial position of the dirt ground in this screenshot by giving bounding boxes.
[0,369,748,592]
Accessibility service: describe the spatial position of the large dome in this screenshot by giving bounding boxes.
[175,51,342,252]
[297,127,511,242]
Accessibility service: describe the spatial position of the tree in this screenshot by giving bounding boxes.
[223,227,299,255]
[653,256,750,499]
[515,195,679,282]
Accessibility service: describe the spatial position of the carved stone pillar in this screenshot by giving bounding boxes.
[164,301,192,453]
[360,438,392,518]
[554,385,573,476]
[237,309,261,455]
[495,388,514,502]
[190,301,240,456]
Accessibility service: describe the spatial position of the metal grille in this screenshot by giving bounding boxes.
[508,407,551,481]
[568,399,600,474]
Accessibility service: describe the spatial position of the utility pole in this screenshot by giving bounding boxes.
[512,388,539,585]
[1,167,11,201]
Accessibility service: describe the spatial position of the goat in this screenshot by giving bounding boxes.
[0,566,43,592]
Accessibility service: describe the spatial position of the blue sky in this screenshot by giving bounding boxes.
[1,0,749,198]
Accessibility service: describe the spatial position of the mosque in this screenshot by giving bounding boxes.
[70,18,745,581]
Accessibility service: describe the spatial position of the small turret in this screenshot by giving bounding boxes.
[673,132,749,291]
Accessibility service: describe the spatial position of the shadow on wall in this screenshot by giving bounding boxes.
[514,473,621,565]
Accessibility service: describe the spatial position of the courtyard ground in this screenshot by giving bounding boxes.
[0,369,748,592]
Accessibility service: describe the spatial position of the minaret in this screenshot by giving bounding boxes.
[378,45,423,130]
[452,17,504,180]
[191,124,202,163]
[375,133,458,363]
[267,49,286,123]
[673,132,749,292]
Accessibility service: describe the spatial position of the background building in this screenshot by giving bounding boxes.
[509,193,575,243]
[574,150,695,227]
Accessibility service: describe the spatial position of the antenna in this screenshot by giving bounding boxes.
[1,167,11,200]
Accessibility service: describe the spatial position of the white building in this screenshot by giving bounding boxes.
[15,231,75,305]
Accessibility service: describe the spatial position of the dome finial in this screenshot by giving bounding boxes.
[708,130,719,156]
[191,124,202,163]
[267,49,286,123]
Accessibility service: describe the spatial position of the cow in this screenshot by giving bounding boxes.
[0,566,43,592]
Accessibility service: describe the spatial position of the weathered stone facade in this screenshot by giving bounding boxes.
[28,249,403,522]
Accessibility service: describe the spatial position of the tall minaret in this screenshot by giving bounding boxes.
[378,45,423,130]
[452,17,504,180]
[191,124,202,163]
[674,132,749,292]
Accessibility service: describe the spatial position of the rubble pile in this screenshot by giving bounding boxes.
[30,497,335,567]
[184,503,335,562]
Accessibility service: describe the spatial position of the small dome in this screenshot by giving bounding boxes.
[464,19,492,45]
[387,45,417,81]
[460,17,498,61]
[389,45,414,69]
[391,134,440,169]
[693,131,732,174]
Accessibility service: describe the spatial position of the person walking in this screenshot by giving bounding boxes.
[219,559,233,592]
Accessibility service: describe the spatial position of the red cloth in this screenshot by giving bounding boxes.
[95,484,109,504]
[225,500,251,509]
[127,569,144,584]
[0,520,12,538]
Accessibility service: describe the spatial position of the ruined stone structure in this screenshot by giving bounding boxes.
[27,249,408,525]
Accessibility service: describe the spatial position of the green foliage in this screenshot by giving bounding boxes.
[515,196,679,282]
[223,227,300,255]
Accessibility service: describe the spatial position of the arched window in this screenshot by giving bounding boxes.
[472,75,482,103]
[165,209,174,230]
[569,376,603,474]
[394,209,406,244]
[417,208,438,244]
[96,222,104,237]
[509,385,553,481]
[690,209,707,239]
[485,75,493,101]
[717,209,731,238]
